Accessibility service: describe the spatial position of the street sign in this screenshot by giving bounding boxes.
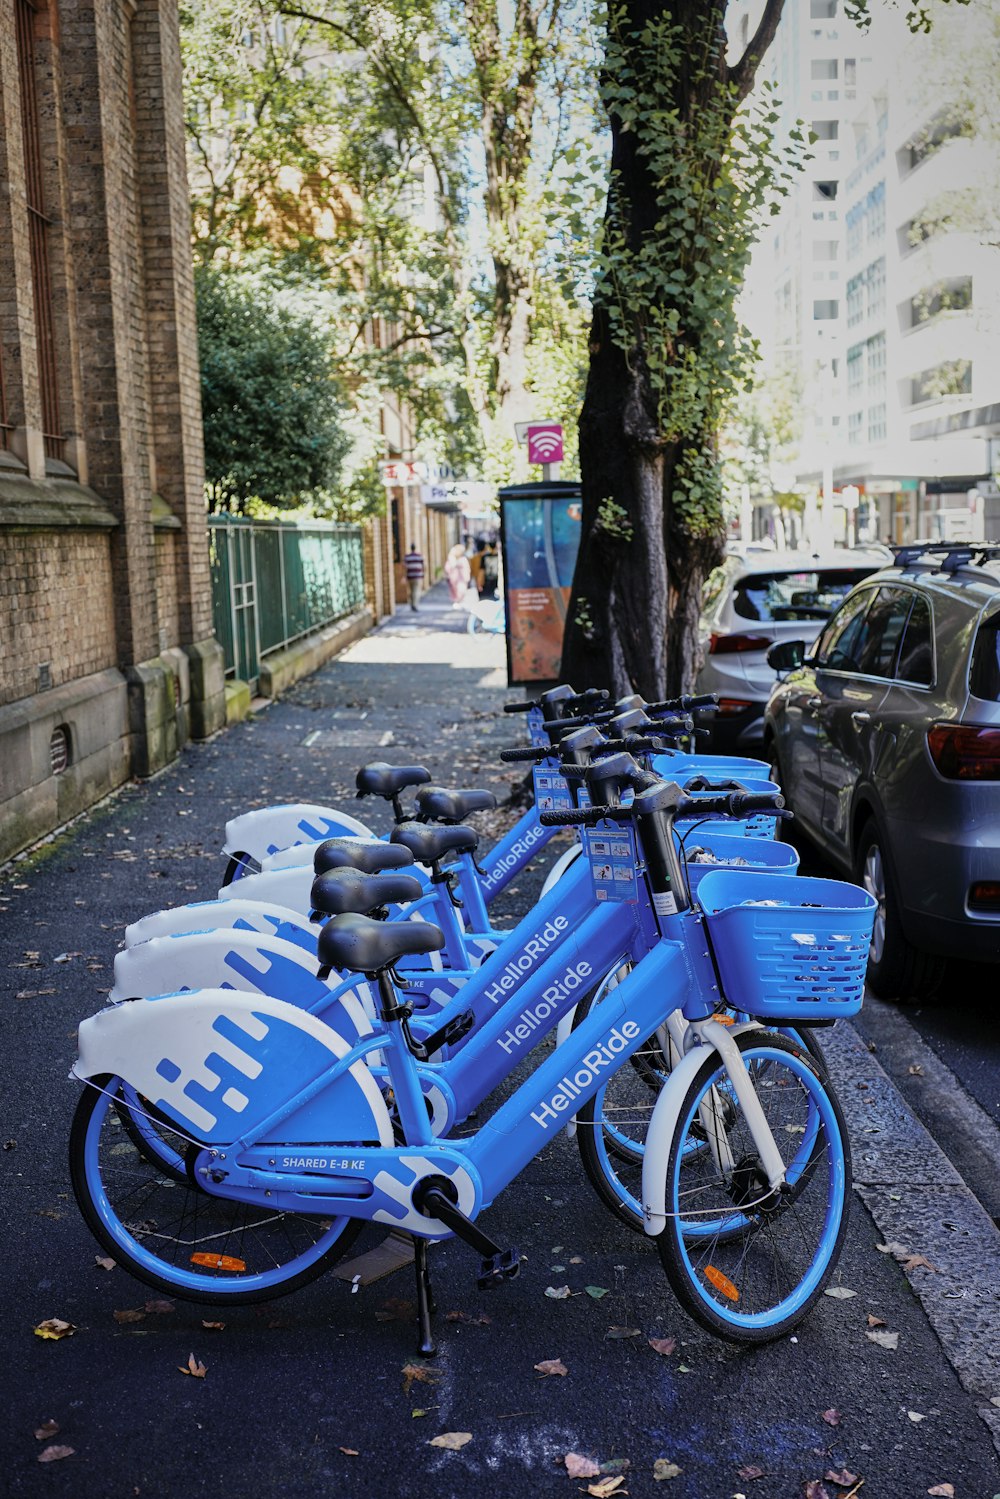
[526,424,564,466]
[380,459,457,486]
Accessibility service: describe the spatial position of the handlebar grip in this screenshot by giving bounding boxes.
[499,745,551,763]
[728,791,788,817]
[502,700,536,713]
[647,693,718,715]
[539,805,608,827]
[676,791,786,820]
[564,688,610,710]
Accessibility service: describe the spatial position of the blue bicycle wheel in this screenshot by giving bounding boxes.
[655,1033,849,1341]
[70,1077,364,1303]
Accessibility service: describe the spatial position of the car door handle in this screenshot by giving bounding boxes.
[850,711,871,728]
[806,696,823,710]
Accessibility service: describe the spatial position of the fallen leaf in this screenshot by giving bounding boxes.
[804,1484,831,1499]
[34,1419,60,1440]
[37,1445,75,1464]
[201,1321,226,1331]
[899,1254,939,1274]
[546,1285,573,1300]
[822,1409,842,1427]
[825,1470,859,1486]
[429,1431,472,1450]
[338,1447,359,1456]
[402,1363,441,1395]
[677,1363,693,1374]
[565,1454,602,1479]
[586,1478,627,1497]
[411,1408,437,1419]
[652,1459,683,1481]
[605,1326,641,1340]
[34,1319,75,1341]
[570,1256,584,1265]
[95,1256,116,1272]
[875,1241,909,1256]
[648,1337,677,1357]
[113,1309,145,1325]
[908,1064,924,1076]
[866,1329,899,1350]
[145,1299,174,1314]
[823,1285,857,1300]
[585,1285,609,1299]
[534,1358,568,1377]
[738,1465,766,1480]
[445,1310,491,1326]
[927,1487,955,1498]
[866,1315,886,1328]
[374,1296,415,1322]
[178,1352,207,1378]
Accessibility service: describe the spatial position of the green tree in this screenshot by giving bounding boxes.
[196,263,351,513]
[562,0,968,696]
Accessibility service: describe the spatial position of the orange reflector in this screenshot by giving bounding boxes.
[704,1264,740,1301]
[714,1013,736,1026]
[190,1252,246,1273]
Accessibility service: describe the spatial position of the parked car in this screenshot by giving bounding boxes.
[763,542,1000,998]
[695,548,887,751]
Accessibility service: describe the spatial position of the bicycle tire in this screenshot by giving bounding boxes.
[222,852,256,887]
[655,1031,850,1342]
[71,1076,364,1304]
[573,982,828,1233]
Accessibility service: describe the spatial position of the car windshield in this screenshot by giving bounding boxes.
[733,568,877,623]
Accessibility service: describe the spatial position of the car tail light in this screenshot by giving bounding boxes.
[709,633,772,655]
[927,723,1000,780]
[968,882,1000,911]
[716,697,753,717]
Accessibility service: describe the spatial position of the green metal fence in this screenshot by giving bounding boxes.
[209,517,366,687]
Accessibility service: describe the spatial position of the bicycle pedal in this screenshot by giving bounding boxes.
[477,1248,520,1291]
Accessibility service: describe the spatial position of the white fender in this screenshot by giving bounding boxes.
[640,1042,714,1236]
[224,803,375,867]
[540,841,583,897]
[217,864,317,913]
[125,899,319,949]
[259,835,379,873]
[73,988,393,1147]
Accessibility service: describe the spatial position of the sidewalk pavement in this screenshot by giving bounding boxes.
[3,582,999,1499]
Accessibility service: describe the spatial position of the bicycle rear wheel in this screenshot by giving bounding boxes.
[655,1032,849,1342]
[71,1076,364,1304]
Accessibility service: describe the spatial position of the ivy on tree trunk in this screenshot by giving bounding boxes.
[562,0,791,696]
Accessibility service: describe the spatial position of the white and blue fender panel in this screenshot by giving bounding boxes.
[224,804,375,868]
[125,899,320,952]
[73,990,393,1148]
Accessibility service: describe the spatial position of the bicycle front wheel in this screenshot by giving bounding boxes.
[656,1032,850,1342]
[71,1076,364,1304]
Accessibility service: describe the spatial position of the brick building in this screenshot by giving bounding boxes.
[0,0,226,865]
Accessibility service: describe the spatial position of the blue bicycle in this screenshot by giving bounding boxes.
[70,760,872,1347]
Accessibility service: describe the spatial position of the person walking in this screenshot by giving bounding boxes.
[444,543,473,607]
[404,542,425,611]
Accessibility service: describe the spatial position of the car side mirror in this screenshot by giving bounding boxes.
[767,640,806,672]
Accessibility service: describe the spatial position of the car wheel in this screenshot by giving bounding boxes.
[854,818,944,1001]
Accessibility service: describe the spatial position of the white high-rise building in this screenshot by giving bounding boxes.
[739,0,1000,545]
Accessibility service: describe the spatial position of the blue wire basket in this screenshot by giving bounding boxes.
[696,869,876,1020]
[678,777,781,841]
[680,832,799,898]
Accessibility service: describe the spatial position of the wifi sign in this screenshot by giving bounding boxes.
[527,424,564,466]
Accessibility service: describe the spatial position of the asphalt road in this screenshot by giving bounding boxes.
[3,594,999,1498]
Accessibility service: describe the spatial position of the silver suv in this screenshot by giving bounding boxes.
[695,548,887,752]
[763,543,1000,998]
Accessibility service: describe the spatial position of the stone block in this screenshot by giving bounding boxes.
[225,678,252,724]
[185,635,227,739]
[257,607,373,699]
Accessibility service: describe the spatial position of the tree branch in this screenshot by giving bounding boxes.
[727,0,786,102]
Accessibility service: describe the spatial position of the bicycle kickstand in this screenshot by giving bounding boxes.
[412,1236,437,1358]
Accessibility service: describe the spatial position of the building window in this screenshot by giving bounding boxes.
[813,299,839,320]
[813,180,838,201]
[907,276,972,327]
[813,239,839,261]
[812,120,839,141]
[866,256,886,319]
[868,402,887,443]
[844,58,857,85]
[15,0,62,461]
[847,275,864,328]
[847,344,864,396]
[812,59,839,80]
[910,360,972,406]
[865,332,886,396]
[848,410,863,445]
[811,0,838,15]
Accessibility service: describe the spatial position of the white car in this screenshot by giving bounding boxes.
[695,547,888,752]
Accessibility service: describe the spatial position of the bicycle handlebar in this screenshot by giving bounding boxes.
[676,791,791,820]
[499,745,552,763]
[539,804,626,827]
[502,701,534,714]
[646,693,718,716]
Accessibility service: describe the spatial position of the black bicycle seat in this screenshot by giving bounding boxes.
[356,762,432,799]
[415,786,497,823]
[317,911,445,975]
[391,821,478,865]
[313,838,414,876]
[310,868,423,918]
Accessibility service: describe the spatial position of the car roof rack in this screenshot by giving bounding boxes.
[891,542,1000,574]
